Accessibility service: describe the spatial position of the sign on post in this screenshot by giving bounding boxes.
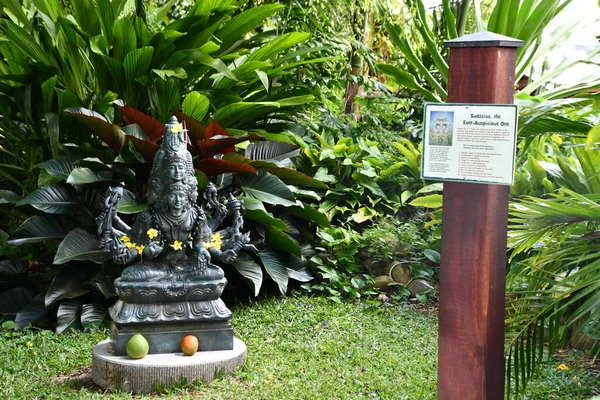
[422,103,517,185]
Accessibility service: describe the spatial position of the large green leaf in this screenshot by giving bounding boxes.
[8,215,79,245]
[15,294,49,330]
[255,165,327,189]
[216,4,283,50]
[409,194,443,209]
[232,252,263,296]
[182,91,210,123]
[0,288,35,314]
[243,209,288,231]
[212,102,280,128]
[248,32,311,62]
[245,141,300,162]
[0,20,56,66]
[123,46,154,81]
[265,227,301,257]
[56,300,82,334]
[257,249,288,295]
[54,227,111,264]
[81,303,108,330]
[67,168,114,185]
[0,259,28,276]
[16,183,81,214]
[0,190,20,204]
[237,170,296,207]
[117,189,147,214]
[45,265,96,307]
[286,205,331,227]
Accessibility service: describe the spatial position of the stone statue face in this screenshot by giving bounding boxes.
[167,190,187,211]
[167,161,185,181]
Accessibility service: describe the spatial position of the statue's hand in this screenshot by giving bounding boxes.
[220,249,237,264]
[197,246,211,262]
[146,242,164,258]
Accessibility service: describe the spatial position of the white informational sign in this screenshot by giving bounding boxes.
[421,103,518,185]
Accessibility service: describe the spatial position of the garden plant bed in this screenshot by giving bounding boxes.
[0,296,598,399]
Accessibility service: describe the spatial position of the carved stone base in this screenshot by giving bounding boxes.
[110,298,232,324]
[110,320,234,355]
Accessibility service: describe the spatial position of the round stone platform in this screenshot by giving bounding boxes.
[92,337,247,393]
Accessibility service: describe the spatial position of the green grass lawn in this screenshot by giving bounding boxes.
[0,296,598,399]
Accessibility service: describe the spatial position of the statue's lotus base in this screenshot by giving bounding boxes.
[92,338,246,393]
[110,320,233,355]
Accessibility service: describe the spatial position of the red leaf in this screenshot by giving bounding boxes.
[117,105,164,143]
[196,133,264,158]
[66,108,125,154]
[127,136,160,165]
[195,158,257,177]
[204,119,229,140]
[171,110,205,143]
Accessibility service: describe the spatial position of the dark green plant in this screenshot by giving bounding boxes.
[0,0,330,331]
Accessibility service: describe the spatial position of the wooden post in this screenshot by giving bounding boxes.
[437,32,522,400]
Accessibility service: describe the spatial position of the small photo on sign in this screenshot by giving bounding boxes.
[429,111,454,146]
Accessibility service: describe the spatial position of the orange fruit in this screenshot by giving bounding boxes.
[181,335,199,356]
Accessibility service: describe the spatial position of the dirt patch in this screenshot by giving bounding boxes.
[49,367,103,392]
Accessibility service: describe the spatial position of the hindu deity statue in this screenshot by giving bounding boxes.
[96,116,254,355]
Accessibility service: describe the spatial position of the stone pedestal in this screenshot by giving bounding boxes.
[92,337,247,393]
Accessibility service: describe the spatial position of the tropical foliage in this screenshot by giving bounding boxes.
[0,0,329,331]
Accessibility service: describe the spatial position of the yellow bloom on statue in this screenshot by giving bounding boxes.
[172,124,183,133]
[203,233,222,250]
[147,228,159,239]
[136,244,145,254]
[125,242,136,250]
[170,240,183,251]
[120,235,130,243]
[557,363,570,371]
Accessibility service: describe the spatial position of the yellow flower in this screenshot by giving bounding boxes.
[26,342,32,348]
[170,240,183,251]
[147,228,159,240]
[32,351,37,356]
[136,244,145,254]
[120,235,130,243]
[125,242,136,250]
[172,124,183,133]
[557,363,570,370]
[203,233,222,251]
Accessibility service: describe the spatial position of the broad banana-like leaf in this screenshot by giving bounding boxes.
[116,103,164,141]
[248,32,311,62]
[243,209,288,231]
[8,215,79,245]
[0,259,28,276]
[15,293,49,330]
[127,136,160,164]
[237,171,296,207]
[16,183,80,214]
[286,205,331,227]
[0,190,21,204]
[197,134,263,158]
[45,265,96,307]
[0,288,35,314]
[54,227,112,264]
[66,107,126,153]
[215,4,284,52]
[377,64,439,102]
[212,102,280,128]
[257,249,288,295]
[182,91,210,123]
[252,164,328,189]
[284,253,313,283]
[0,20,56,66]
[81,303,108,330]
[196,158,257,177]
[112,18,136,62]
[117,189,147,214]
[409,194,443,209]
[265,227,301,257]
[245,141,300,161]
[232,252,263,296]
[56,300,82,334]
[67,168,114,185]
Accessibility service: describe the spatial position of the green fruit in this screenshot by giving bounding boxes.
[126,334,149,359]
